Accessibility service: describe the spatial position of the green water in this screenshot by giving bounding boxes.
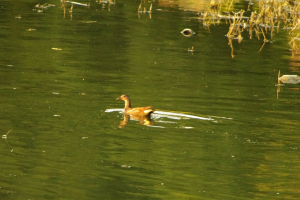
[0,0,300,199]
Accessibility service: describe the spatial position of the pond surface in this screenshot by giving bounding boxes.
[1,0,300,199]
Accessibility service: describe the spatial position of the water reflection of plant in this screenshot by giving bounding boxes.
[138,2,152,19]
[197,0,300,57]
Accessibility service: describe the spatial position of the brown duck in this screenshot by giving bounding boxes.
[116,94,155,116]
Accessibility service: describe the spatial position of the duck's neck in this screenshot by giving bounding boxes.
[124,99,131,109]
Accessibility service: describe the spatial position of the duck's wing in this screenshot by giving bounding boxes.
[126,106,154,116]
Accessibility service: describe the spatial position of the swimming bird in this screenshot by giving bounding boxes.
[180,28,195,37]
[116,94,155,116]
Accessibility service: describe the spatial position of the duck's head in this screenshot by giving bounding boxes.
[116,94,130,101]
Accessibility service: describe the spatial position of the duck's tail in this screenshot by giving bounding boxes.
[144,107,155,115]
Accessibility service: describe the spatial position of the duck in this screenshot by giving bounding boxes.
[116,94,155,116]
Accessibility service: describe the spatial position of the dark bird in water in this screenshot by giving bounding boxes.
[180,28,195,37]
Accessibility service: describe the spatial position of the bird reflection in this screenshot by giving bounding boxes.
[276,85,281,99]
[119,114,153,128]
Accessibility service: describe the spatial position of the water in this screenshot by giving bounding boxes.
[1,0,300,199]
